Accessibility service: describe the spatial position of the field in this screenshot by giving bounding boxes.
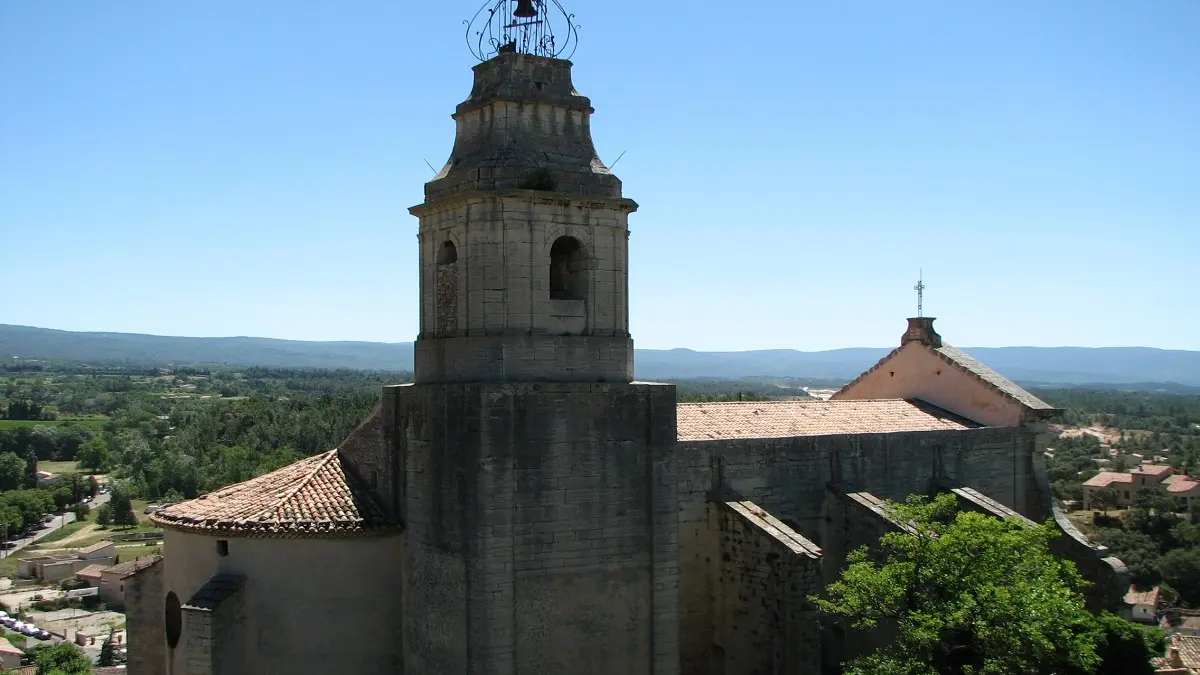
[0,417,108,431]
[36,460,80,475]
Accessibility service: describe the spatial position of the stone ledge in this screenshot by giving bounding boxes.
[411,188,638,218]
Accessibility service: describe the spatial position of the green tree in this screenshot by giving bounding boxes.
[111,488,137,528]
[1089,610,1167,675]
[98,631,115,667]
[1159,547,1200,606]
[1093,486,1120,514]
[1092,528,1162,586]
[813,494,1105,675]
[0,505,21,539]
[95,504,112,527]
[71,503,89,522]
[76,438,110,474]
[23,448,37,488]
[0,451,27,491]
[33,641,91,675]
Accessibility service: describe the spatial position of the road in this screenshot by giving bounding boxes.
[1,492,112,558]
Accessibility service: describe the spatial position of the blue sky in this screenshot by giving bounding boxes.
[1,1,1197,351]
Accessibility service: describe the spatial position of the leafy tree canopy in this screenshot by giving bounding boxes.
[813,494,1164,675]
[33,641,91,675]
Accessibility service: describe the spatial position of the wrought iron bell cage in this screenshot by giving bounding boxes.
[465,0,580,62]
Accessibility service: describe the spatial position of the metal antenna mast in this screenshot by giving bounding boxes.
[914,270,926,318]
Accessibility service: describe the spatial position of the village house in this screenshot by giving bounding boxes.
[99,557,162,611]
[18,540,115,583]
[1082,463,1200,511]
[1125,586,1162,624]
[0,639,23,670]
[75,563,107,588]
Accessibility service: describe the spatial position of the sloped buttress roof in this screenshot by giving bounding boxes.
[150,450,396,539]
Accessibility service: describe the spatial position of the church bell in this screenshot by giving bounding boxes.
[513,0,538,19]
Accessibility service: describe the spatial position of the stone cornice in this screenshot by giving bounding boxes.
[454,96,595,120]
[410,188,639,218]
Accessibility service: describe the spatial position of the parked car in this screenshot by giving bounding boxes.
[35,629,51,640]
[144,505,163,514]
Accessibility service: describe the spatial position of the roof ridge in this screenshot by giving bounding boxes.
[932,344,1054,411]
[243,449,339,524]
[677,398,923,407]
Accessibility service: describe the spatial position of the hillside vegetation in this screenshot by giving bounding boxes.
[4,324,1200,387]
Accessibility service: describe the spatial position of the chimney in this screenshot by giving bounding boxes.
[902,317,942,348]
[1169,646,1183,668]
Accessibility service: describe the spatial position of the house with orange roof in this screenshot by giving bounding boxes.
[1125,585,1162,624]
[1081,462,1200,511]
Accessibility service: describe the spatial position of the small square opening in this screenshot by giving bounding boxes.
[217,540,230,557]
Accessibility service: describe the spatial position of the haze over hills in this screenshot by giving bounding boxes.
[2,324,1200,390]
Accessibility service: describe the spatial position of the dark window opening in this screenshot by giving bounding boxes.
[549,236,587,300]
[437,241,457,265]
[165,591,182,649]
[217,540,229,557]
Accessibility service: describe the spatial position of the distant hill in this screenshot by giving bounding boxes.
[0,324,414,372]
[3,324,1199,389]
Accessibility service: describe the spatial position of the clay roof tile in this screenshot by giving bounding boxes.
[150,450,396,539]
[677,399,978,441]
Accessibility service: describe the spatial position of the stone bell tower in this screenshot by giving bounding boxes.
[386,2,680,674]
[411,48,633,383]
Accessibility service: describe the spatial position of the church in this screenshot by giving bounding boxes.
[123,2,1129,674]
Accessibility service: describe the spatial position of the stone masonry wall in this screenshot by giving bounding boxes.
[819,488,912,670]
[711,500,822,675]
[412,192,635,383]
[334,405,397,517]
[124,557,165,675]
[676,426,1033,675]
[389,380,679,675]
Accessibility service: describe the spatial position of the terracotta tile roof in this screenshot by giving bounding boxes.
[151,450,396,538]
[677,399,978,441]
[1169,479,1200,495]
[1132,463,1173,477]
[1125,585,1161,607]
[76,563,108,579]
[76,540,114,555]
[106,555,162,579]
[1161,635,1200,673]
[0,640,23,654]
[1081,471,1134,488]
[932,345,1055,412]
